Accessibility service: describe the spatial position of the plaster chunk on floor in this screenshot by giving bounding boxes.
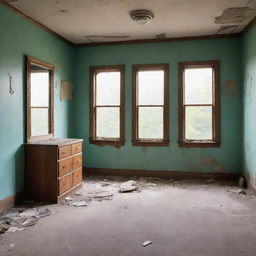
[119,180,137,193]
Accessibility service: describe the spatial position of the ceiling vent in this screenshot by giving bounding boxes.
[130,9,154,25]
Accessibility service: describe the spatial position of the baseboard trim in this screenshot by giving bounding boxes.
[0,192,25,211]
[84,167,239,181]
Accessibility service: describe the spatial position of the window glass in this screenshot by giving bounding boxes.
[96,72,120,106]
[185,106,212,140]
[31,71,49,107]
[96,107,120,138]
[138,107,163,139]
[184,68,212,104]
[138,71,164,105]
[31,108,49,136]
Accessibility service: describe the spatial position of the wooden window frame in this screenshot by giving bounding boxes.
[132,64,169,147]
[89,65,125,147]
[178,60,220,148]
[26,56,54,143]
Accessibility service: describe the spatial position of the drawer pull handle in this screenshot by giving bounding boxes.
[61,152,66,155]
[62,166,66,169]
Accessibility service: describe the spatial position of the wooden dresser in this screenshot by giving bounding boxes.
[26,138,83,203]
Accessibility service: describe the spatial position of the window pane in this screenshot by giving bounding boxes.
[31,71,49,107]
[96,107,120,138]
[96,72,120,106]
[185,106,212,140]
[138,71,164,105]
[138,107,163,139]
[185,68,212,104]
[31,108,49,136]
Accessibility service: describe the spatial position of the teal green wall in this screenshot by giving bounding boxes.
[242,25,256,187]
[0,4,245,203]
[73,38,242,173]
[0,6,74,201]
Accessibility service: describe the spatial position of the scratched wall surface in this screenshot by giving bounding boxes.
[242,24,256,187]
[73,38,242,173]
[0,5,74,201]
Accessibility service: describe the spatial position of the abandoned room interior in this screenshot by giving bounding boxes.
[1,0,256,255]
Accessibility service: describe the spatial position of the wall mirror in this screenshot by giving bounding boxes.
[26,56,54,142]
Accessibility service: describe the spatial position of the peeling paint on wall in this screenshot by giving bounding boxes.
[60,80,73,100]
[201,156,223,172]
[224,80,238,97]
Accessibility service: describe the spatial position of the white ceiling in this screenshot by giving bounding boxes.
[5,0,256,44]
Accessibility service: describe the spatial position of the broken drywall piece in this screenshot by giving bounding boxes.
[216,25,237,34]
[142,240,152,247]
[60,80,73,100]
[20,208,51,219]
[100,182,111,187]
[147,183,157,186]
[70,201,88,207]
[20,208,37,218]
[6,227,24,233]
[248,0,256,9]
[93,191,113,199]
[228,188,246,195]
[215,8,256,24]
[119,180,137,193]
[36,208,51,218]
[20,216,38,227]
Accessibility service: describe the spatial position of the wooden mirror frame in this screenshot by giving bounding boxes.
[26,56,54,142]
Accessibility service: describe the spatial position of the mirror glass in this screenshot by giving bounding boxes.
[30,65,50,136]
[27,57,54,142]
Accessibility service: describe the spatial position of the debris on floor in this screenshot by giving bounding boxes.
[206,178,214,183]
[70,201,88,207]
[142,240,153,247]
[227,188,246,195]
[0,206,51,235]
[6,227,24,233]
[239,176,245,187]
[119,180,137,193]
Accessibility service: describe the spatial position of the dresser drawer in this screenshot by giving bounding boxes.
[72,154,82,170]
[58,158,71,177]
[58,145,71,159]
[72,168,82,186]
[72,143,82,155]
[59,174,72,195]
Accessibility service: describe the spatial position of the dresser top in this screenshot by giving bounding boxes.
[26,138,83,146]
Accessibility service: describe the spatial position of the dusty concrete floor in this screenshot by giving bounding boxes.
[1,176,256,256]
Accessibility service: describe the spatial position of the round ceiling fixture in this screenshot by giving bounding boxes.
[130,9,154,25]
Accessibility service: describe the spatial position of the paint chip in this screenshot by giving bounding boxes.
[215,8,256,24]
[60,80,73,100]
[156,33,166,39]
[216,25,237,34]
[142,240,153,247]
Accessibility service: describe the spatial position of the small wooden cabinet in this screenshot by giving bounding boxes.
[26,138,83,203]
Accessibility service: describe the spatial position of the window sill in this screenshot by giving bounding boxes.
[89,138,125,147]
[132,139,169,147]
[178,140,220,148]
